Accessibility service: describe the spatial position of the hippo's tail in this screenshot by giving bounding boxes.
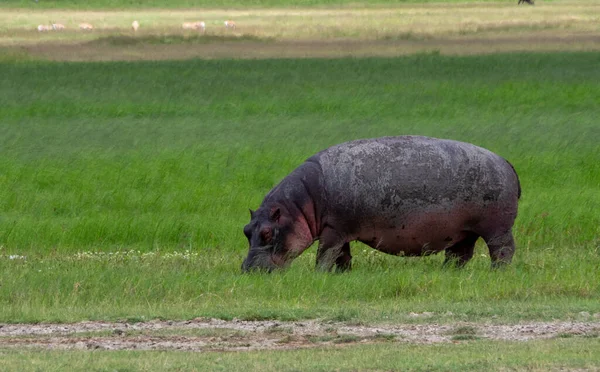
[505,159,521,199]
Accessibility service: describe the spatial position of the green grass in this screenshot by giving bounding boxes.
[2,339,600,371]
[0,52,599,322]
[452,334,480,341]
[2,248,598,323]
[448,325,481,340]
[0,48,34,63]
[447,325,478,335]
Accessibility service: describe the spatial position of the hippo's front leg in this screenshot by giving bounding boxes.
[316,227,352,272]
[334,243,352,272]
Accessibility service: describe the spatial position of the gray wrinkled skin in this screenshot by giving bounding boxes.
[242,136,521,272]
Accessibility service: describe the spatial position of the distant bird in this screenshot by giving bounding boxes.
[132,20,139,32]
[52,23,65,31]
[224,20,236,29]
[182,22,195,30]
[79,23,94,31]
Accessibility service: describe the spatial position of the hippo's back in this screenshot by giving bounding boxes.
[309,136,519,245]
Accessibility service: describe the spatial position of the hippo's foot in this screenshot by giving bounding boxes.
[483,229,515,268]
[443,233,479,268]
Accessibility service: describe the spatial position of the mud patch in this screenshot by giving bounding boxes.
[1,319,598,352]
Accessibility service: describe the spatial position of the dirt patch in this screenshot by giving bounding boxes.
[1,318,598,352]
[9,32,598,61]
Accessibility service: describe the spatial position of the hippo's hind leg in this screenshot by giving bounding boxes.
[316,227,352,272]
[482,229,515,268]
[444,233,479,267]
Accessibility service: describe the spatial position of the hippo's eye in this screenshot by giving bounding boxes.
[260,227,272,243]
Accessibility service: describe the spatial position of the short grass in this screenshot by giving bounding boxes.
[447,325,479,336]
[0,53,599,322]
[448,325,481,340]
[0,0,540,10]
[1,4,599,45]
[87,34,273,46]
[2,339,600,371]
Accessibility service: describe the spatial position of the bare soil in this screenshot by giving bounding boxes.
[1,318,599,352]
[6,32,599,61]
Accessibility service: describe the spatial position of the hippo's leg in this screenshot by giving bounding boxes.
[334,243,352,272]
[482,229,515,268]
[316,227,350,272]
[443,233,479,267]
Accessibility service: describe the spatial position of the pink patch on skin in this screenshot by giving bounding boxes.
[285,213,315,256]
[300,200,318,238]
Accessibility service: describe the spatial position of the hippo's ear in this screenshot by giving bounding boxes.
[249,209,255,218]
[270,207,281,223]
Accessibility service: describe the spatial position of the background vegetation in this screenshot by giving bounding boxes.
[1,54,599,253]
[1,0,524,10]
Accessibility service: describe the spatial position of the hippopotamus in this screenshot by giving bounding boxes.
[242,136,521,272]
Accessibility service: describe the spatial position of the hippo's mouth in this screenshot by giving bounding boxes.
[270,253,287,268]
[242,246,287,273]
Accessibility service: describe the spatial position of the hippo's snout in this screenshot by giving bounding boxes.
[241,258,267,273]
[241,249,278,273]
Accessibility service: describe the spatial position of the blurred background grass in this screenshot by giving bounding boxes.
[1,54,598,254]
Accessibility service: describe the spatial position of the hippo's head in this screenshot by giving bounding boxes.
[241,205,297,272]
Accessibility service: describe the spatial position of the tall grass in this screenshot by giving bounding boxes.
[1,245,598,323]
[0,53,599,321]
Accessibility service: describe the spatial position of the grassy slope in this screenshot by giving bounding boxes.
[0,53,599,322]
[3,339,600,371]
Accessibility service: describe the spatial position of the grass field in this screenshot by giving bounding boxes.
[1,53,599,324]
[0,0,599,369]
[3,338,600,371]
